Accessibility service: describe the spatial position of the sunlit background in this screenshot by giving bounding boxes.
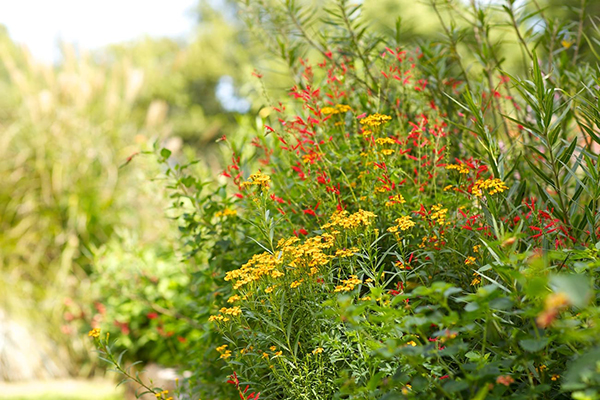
[0,0,197,63]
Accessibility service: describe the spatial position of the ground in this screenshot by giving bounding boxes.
[0,379,123,400]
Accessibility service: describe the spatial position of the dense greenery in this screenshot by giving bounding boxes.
[89,0,600,399]
[3,0,600,399]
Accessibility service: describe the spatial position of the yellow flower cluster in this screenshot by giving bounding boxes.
[334,275,362,292]
[335,247,359,258]
[430,204,449,225]
[155,390,172,400]
[322,104,352,115]
[471,272,481,286]
[220,306,242,316]
[312,347,324,355]
[217,344,232,359]
[321,209,377,230]
[209,314,229,322]
[445,164,469,174]
[241,171,271,191]
[88,328,101,338]
[225,252,284,289]
[471,178,508,197]
[282,234,336,272]
[395,261,408,270]
[465,256,476,265]
[443,185,455,192]
[209,306,242,322]
[360,113,392,128]
[290,279,304,288]
[224,229,340,294]
[387,216,415,233]
[385,194,406,207]
[227,294,241,303]
[265,285,276,294]
[375,137,396,145]
[215,208,237,218]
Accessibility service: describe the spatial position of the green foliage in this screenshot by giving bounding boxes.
[139,0,600,398]
[31,0,598,399]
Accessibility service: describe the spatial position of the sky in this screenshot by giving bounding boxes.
[0,0,198,63]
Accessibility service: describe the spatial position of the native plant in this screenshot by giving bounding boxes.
[92,1,600,399]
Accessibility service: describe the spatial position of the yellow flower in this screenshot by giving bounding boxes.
[551,374,560,381]
[445,164,469,174]
[334,275,362,292]
[290,279,304,288]
[335,247,358,258]
[88,328,101,338]
[387,215,414,235]
[385,194,406,207]
[312,347,324,355]
[215,208,237,218]
[430,204,448,225]
[321,210,377,231]
[360,113,392,128]
[406,341,417,347]
[216,344,228,353]
[375,137,396,145]
[208,314,230,322]
[322,104,351,115]
[471,178,508,197]
[217,345,232,359]
[465,256,476,265]
[240,171,271,191]
[470,273,481,286]
[219,306,242,316]
[227,295,241,304]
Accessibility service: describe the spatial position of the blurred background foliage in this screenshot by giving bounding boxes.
[0,0,598,389]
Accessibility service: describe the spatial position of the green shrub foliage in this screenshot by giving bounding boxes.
[92,1,600,399]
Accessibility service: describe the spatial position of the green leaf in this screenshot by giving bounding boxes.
[160,148,172,159]
[443,380,469,393]
[519,337,549,352]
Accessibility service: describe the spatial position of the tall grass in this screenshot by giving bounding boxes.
[0,36,172,377]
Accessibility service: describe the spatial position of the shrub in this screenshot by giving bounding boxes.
[93,1,600,399]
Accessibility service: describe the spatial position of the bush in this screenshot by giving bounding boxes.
[92,1,600,399]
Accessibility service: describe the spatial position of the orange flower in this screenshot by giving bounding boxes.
[496,375,515,386]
